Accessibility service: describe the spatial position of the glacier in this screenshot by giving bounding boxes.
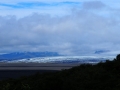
[0,56,115,64]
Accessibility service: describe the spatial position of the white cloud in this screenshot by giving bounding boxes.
[0,0,120,18]
[0,0,120,55]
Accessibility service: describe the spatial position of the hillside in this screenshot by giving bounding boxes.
[0,55,120,90]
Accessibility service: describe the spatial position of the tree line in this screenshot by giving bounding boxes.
[0,54,120,90]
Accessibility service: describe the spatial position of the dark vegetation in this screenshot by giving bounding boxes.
[0,54,120,90]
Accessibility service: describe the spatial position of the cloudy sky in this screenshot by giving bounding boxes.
[0,0,120,56]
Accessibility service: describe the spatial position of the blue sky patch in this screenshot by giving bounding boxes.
[0,2,81,9]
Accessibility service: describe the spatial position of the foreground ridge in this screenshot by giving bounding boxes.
[0,54,120,90]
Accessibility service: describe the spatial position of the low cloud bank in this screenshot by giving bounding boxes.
[0,1,120,55]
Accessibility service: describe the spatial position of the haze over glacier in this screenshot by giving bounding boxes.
[0,52,115,64]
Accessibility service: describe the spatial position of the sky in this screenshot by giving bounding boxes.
[0,0,120,56]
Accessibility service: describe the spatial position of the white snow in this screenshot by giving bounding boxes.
[2,55,114,63]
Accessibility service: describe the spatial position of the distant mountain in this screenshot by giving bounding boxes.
[0,52,60,60]
[0,56,114,63]
[94,50,110,54]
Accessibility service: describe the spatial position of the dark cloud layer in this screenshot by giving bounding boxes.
[0,1,120,55]
[83,1,106,9]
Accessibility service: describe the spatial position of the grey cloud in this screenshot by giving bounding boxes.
[83,1,106,10]
[0,3,120,55]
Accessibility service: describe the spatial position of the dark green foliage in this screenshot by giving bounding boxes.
[116,54,120,60]
[1,55,120,90]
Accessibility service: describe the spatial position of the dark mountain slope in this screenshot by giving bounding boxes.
[0,55,120,90]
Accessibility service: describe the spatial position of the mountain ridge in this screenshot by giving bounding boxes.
[0,52,60,60]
